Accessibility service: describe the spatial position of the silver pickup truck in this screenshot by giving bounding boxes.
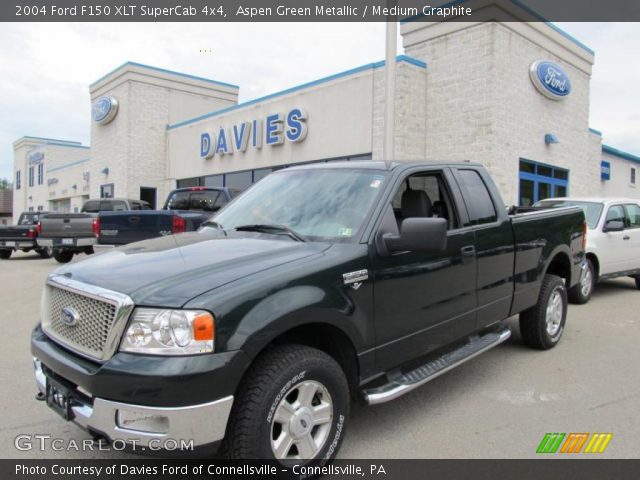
[38,198,149,263]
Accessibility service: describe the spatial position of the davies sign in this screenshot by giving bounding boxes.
[529,60,572,100]
[200,108,308,159]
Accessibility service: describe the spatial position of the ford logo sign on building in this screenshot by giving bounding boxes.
[92,95,119,125]
[60,307,80,327]
[529,60,572,100]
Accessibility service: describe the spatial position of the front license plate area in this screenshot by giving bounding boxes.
[46,377,75,421]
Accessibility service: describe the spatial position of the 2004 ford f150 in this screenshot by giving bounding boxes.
[31,161,586,465]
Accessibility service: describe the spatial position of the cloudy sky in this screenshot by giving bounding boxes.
[0,22,638,181]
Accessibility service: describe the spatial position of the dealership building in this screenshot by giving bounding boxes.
[12,7,640,219]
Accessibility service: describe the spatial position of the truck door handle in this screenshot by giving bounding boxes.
[623,235,630,240]
[461,245,476,257]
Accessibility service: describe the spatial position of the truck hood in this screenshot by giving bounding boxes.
[54,231,330,306]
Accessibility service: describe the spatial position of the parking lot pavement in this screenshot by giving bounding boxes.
[1,250,639,459]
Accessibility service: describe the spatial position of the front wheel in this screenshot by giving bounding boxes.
[223,345,349,464]
[0,249,11,260]
[53,250,74,263]
[37,247,53,259]
[568,259,595,304]
[519,274,567,350]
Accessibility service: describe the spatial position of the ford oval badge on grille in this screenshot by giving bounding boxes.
[61,307,80,327]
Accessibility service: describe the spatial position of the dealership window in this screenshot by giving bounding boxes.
[37,164,44,185]
[37,205,43,211]
[518,159,569,206]
[632,167,637,185]
[28,166,34,187]
[177,153,373,190]
[16,170,21,189]
[100,183,114,198]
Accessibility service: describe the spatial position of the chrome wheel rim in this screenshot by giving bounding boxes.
[580,267,593,297]
[545,289,564,336]
[270,380,333,460]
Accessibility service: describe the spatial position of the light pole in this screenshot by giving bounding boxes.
[383,17,397,162]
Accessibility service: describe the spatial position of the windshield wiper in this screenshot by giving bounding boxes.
[234,224,306,242]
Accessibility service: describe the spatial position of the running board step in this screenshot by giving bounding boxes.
[362,327,511,405]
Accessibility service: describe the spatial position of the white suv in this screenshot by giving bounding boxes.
[536,197,640,303]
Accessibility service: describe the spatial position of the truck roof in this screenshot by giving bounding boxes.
[287,160,482,172]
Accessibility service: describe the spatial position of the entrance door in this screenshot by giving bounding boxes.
[140,187,157,209]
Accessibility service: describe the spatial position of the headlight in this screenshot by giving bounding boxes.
[120,308,214,355]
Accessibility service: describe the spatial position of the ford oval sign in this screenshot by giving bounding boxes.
[529,61,572,100]
[92,96,119,125]
[60,307,80,327]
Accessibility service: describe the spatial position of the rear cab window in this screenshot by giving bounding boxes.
[455,169,498,225]
[166,189,225,212]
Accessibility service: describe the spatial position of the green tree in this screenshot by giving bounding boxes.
[0,178,12,190]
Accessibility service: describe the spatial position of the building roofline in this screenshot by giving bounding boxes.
[588,127,603,136]
[400,0,594,55]
[14,136,83,147]
[602,144,640,164]
[166,55,427,131]
[46,158,91,173]
[90,61,240,90]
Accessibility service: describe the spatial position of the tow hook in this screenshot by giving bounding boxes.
[35,391,45,401]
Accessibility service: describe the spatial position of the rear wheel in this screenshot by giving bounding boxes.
[53,250,74,263]
[519,274,567,350]
[568,259,594,304]
[635,277,640,290]
[0,249,11,260]
[223,344,349,464]
[37,247,53,259]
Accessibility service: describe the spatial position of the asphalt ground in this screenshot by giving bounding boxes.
[0,250,638,459]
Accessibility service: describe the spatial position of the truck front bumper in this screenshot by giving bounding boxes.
[34,358,233,447]
[38,237,97,248]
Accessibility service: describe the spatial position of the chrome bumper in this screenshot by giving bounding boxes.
[38,237,97,248]
[33,358,233,447]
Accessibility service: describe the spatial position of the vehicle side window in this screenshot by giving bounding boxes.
[390,171,459,230]
[82,200,100,213]
[605,205,626,226]
[131,202,141,211]
[213,192,228,211]
[625,204,640,228]
[141,203,152,210]
[456,169,497,225]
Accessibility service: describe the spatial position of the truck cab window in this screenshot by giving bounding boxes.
[457,169,497,225]
[391,172,458,230]
[605,205,626,226]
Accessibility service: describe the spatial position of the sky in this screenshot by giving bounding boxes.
[0,22,638,182]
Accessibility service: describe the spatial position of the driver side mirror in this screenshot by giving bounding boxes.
[603,219,625,232]
[382,217,448,254]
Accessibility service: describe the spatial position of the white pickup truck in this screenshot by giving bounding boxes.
[536,197,640,303]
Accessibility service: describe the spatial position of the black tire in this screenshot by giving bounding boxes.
[0,249,11,260]
[85,246,95,255]
[519,274,567,350]
[635,277,640,290]
[53,250,74,264]
[223,344,349,465]
[568,259,595,304]
[37,247,53,259]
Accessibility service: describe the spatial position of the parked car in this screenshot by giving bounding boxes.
[0,211,52,259]
[536,197,640,302]
[32,161,586,464]
[97,187,237,246]
[37,198,149,264]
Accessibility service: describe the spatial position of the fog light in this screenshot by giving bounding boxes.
[117,410,169,434]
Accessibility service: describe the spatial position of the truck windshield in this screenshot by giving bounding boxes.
[537,200,603,229]
[209,169,387,241]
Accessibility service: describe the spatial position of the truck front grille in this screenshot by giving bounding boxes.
[41,276,135,362]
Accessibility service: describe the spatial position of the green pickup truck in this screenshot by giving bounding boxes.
[32,161,586,465]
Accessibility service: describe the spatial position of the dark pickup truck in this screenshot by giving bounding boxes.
[0,212,52,259]
[38,198,149,264]
[97,187,237,246]
[32,161,586,465]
